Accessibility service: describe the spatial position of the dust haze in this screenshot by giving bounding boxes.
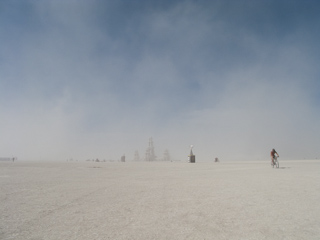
[1,1,320,161]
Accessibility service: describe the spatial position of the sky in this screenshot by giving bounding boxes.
[1,0,320,161]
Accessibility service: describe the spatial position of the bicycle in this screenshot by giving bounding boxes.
[271,156,279,168]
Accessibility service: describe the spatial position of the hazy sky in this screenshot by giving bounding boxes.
[1,0,320,161]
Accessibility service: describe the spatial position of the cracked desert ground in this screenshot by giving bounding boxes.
[1,160,319,240]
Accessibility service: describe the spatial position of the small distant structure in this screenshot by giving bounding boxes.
[133,151,140,161]
[163,149,171,161]
[0,157,16,162]
[188,145,195,163]
[121,155,125,162]
[215,157,219,162]
[145,137,156,161]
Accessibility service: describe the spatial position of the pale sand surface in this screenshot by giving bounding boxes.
[1,160,320,240]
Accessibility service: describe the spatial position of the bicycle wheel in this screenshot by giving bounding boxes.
[276,160,279,168]
[271,159,275,168]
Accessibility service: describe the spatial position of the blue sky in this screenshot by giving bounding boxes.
[1,0,320,161]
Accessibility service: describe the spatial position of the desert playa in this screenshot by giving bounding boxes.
[1,160,320,240]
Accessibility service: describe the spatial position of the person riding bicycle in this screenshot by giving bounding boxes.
[270,148,279,165]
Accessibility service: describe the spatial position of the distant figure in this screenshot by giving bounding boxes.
[270,148,279,165]
[215,157,219,162]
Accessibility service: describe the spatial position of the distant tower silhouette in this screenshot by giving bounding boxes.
[145,137,156,161]
[163,149,171,161]
[134,150,140,161]
[189,145,195,163]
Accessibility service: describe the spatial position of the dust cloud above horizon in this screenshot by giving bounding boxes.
[1,1,320,161]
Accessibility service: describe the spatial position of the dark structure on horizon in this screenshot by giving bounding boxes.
[0,157,16,162]
[145,137,156,161]
[188,145,195,163]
